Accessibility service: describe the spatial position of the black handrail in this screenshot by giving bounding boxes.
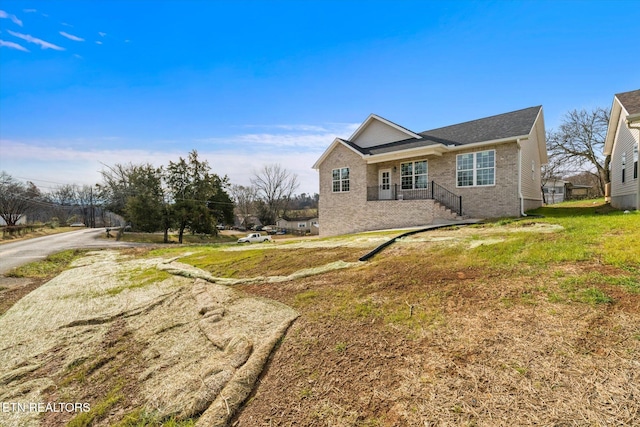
[431,181,462,216]
[366,181,462,216]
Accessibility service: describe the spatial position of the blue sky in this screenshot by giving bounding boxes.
[1,0,638,195]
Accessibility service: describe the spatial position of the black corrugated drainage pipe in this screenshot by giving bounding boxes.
[359,220,483,262]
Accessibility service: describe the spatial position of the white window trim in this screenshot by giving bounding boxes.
[456,150,496,188]
[332,167,350,193]
[400,160,428,190]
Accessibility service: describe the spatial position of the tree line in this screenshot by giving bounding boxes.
[0,172,117,228]
[1,150,309,243]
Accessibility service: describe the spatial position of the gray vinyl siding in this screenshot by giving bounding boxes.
[610,115,639,210]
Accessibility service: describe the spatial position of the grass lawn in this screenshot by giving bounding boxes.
[227,199,639,425]
[2,199,638,426]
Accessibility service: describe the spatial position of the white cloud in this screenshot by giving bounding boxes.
[0,39,29,52]
[95,41,103,45]
[0,10,23,26]
[23,9,37,13]
[0,123,355,195]
[98,32,107,37]
[0,139,323,194]
[200,122,359,150]
[7,30,65,50]
[209,132,333,149]
[60,31,84,42]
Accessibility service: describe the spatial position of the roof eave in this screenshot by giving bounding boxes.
[365,145,448,164]
[365,135,528,164]
[604,97,625,155]
[312,138,364,170]
[446,135,528,151]
[626,112,640,124]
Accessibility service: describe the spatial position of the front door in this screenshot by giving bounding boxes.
[379,169,392,200]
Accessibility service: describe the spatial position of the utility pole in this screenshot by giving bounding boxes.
[90,187,95,228]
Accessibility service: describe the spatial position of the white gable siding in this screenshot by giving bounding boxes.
[610,114,639,209]
[519,117,544,209]
[520,133,542,199]
[352,120,414,148]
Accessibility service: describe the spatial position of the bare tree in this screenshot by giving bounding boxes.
[46,184,79,226]
[250,164,299,225]
[76,185,97,227]
[230,184,258,228]
[0,172,40,226]
[98,162,138,216]
[547,108,610,195]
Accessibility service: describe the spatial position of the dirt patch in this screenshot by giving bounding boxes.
[0,276,46,316]
[232,246,640,426]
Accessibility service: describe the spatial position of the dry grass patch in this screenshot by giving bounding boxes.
[234,230,640,426]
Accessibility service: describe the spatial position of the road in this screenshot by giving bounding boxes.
[0,228,145,275]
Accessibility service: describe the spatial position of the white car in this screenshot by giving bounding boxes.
[237,233,272,243]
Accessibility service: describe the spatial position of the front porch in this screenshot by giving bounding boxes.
[366,180,463,216]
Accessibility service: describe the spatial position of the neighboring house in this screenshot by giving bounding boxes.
[564,183,594,201]
[604,89,640,210]
[234,214,262,230]
[543,180,595,204]
[543,179,566,204]
[276,216,319,235]
[313,106,547,236]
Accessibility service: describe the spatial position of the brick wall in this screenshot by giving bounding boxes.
[317,141,525,236]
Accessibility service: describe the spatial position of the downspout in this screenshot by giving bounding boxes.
[517,139,527,216]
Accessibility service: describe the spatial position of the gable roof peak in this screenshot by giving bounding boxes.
[348,113,422,143]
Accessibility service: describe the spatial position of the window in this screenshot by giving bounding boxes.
[634,143,638,180]
[457,150,495,187]
[622,152,626,183]
[400,160,428,190]
[332,168,349,192]
[298,223,307,228]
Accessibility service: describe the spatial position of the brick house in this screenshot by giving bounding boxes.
[604,89,640,210]
[313,106,547,236]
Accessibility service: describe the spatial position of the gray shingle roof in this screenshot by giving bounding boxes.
[346,106,542,156]
[616,89,640,116]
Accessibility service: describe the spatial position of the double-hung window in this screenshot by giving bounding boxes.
[457,150,495,187]
[622,152,626,183]
[332,168,350,192]
[401,160,428,189]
